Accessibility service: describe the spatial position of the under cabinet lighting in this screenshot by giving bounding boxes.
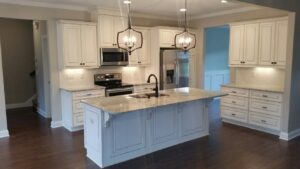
[180,8,187,12]
[123,0,131,4]
[221,0,228,3]
[254,67,275,74]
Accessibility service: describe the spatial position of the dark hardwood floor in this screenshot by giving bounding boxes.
[1,101,300,169]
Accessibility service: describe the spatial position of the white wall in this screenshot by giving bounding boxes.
[0,41,9,137]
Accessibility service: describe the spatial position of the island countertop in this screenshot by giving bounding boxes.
[81,87,226,115]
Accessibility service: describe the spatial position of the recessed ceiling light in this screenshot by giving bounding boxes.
[180,8,187,12]
[221,0,228,3]
[123,0,131,4]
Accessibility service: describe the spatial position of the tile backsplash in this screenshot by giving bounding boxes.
[59,66,146,88]
[234,67,285,89]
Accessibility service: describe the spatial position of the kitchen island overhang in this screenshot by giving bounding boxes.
[81,88,225,168]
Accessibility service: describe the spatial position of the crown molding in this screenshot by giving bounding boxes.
[0,0,91,11]
[190,6,261,20]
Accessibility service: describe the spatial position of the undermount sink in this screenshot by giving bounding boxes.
[129,93,169,99]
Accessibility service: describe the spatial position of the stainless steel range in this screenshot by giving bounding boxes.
[94,73,134,97]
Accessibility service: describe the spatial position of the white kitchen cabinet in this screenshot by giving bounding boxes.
[106,110,147,157]
[150,105,178,146]
[98,15,127,48]
[57,21,99,69]
[159,29,180,48]
[259,19,288,67]
[229,25,244,65]
[274,19,288,66]
[61,89,105,132]
[129,27,151,66]
[81,25,99,67]
[229,23,259,66]
[179,100,206,137]
[243,23,259,65]
[259,22,276,66]
[84,99,210,168]
[229,17,288,68]
[221,86,283,135]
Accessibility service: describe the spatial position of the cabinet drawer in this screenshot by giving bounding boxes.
[73,100,83,113]
[249,113,280,130]
[250,90,282,102]
[249,99,282,116]
[74,112,84,126]
[222,87,249,97]
[221,106,248,123]
[73,90,105,100]
[221,95,248,110]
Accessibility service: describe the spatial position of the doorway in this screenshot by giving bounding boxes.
[0,18,51,134]
[204,25,230,91]
[203,25,230,120]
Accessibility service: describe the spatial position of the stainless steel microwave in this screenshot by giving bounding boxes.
[100,48,129,66]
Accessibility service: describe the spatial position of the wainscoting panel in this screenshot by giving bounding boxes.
[204,70,230,91]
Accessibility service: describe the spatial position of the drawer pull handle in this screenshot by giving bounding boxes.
[261,120,267,123]
[262,106,268,109]
[262,95,268,98]
[231,113,236,116]
[232,101,236,104]
[231,91,237,93]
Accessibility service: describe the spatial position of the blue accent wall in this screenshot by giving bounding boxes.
[204,26,230,71]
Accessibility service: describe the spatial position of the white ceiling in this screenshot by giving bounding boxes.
[0,0,259,20]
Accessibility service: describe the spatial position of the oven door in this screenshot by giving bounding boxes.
[101,48,129,66]
[106,87,134,97]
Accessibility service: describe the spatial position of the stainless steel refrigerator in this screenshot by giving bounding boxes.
[159,49,190,90]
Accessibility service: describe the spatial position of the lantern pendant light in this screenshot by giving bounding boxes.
[117,0,143,55]
[175,0,196,52]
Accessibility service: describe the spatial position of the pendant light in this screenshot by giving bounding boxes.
[117,0,143,55]
[174,0,196,52]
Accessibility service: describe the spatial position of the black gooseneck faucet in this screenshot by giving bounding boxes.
[147,74,159,97]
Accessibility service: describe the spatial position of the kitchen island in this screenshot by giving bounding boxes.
[81,87,225,168]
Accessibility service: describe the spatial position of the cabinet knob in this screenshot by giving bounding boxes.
[171,44,175,47]
[231,113,236,116]
[83,63,86,65]
[262,106,268,109]
[261,120,267,123]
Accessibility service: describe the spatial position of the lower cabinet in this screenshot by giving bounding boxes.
[180,101,206,137]
[221,86,282,135]
[61,89,105,132]
[150,105,178,146]
[84,99,209,168]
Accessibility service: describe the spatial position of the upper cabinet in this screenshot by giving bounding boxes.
[57,20,99,69]
[129,27,151,66]
[229,17,288,68]
[259,19,288,66]
[98,15,127,48]
[159,29,181,48]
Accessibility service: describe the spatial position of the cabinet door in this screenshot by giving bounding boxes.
[98,15,115,47]
[109,111,146,157]
[243,23,259,65]
[81,25,99,67]
[259,22,276,66]
[62,24,82,66]
[160,29,177,48]
[274,20,288,66]
[129,28,150,66]
[150,105,178,145]
[229,25,244,65]
[114,16,128,45]
[180,101,206,137]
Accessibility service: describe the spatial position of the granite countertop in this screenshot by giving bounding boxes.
[81,87,226,115]
[60,86,106,92]
[221,83,284,93]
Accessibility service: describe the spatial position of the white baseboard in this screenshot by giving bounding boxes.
[6,94,36,109]
[51,121,63,128]
[37,107,51,118]
[0,130,9,138]
[280,128,300,141]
